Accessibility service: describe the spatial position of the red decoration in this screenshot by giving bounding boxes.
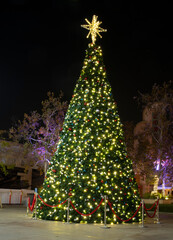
[52,169,56,173]
[84,102,87,105]
[40,206,43,210]
[68,128,72,131]
[114,119,117,122]
[88,119,90,122]
[101,180,104,183]
[60,128,63,131]
[9,191,12,205]
[47,185,50,188]
[72,95,75,98]
[68,192,72,196]
[69,188,72,191]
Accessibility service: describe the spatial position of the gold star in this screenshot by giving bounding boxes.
[81,15,107,44]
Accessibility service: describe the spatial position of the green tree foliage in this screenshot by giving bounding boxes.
[37,43,141,224]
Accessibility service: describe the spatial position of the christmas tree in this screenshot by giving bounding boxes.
[37,15,141,224]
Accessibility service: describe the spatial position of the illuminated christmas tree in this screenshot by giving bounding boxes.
[37,15,141,224]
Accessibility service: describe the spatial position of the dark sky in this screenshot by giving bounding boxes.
[0,1,173,130]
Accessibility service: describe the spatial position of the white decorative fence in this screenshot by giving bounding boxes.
[0,188,34,206]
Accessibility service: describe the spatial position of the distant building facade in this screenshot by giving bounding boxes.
[0,139,44,190]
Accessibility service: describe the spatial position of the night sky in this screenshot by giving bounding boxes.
[0,1,173,130]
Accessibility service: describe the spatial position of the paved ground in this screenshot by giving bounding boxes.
[0,207,173,240]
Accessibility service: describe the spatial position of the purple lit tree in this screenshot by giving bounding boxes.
[9,92,68,174]
[136,81,173,196]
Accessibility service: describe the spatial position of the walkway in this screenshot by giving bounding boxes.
[0,207,173,240]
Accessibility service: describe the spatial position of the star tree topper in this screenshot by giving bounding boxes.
[81,15,107,44]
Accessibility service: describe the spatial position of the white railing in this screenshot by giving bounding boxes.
[0,188,34,205]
